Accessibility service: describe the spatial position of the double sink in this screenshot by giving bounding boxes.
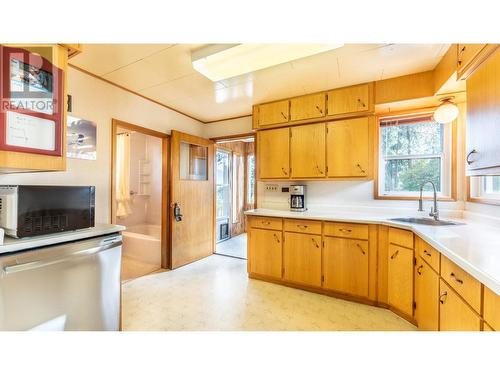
[390,217,464,226]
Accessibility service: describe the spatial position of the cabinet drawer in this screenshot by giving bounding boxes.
[439,279,481,331]
[284,219,322,235]
[290,93,326,121]
[416,237,440,273]
[441,256,481,313]
[484,286,500,331]
[323,222,368,240]
[249,216,283,231]
[388,227,414,249]
[258,100,289,127]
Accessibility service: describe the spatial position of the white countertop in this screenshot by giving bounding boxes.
[245,208,500,296]
[0,224,126,255]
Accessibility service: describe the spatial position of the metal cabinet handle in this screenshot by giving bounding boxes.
[356,163,366,174]
[440,291,448,304]
[357,98,366,107]
[316,165,324,174]
[356,243,366,255]
[311,238,320,248]
[339,228,352,233]
[315,105,323,114]
[390,250,399,259]
[280,111,287,120]
[466,149,477,165]
[261,220,271,226]
[458,45,466,65]
[297,225,308,230]
[273,233,280,243]
[281,167,288,176]
[423,250,432,257]
[450,272,464,284]
[417,265,423,275]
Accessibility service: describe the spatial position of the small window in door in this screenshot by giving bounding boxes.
[180,142,208,180]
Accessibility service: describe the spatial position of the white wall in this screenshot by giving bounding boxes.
[0,67,203,224]
[202,116,253,138]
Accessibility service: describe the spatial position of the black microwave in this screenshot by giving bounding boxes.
[0,185,95,238]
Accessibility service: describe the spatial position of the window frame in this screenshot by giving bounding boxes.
[467,176,500,206]
[374,108,457,201]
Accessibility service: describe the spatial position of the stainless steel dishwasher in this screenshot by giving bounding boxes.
[0,234,122,331]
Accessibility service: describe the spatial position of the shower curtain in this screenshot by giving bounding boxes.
[116,133,133,218]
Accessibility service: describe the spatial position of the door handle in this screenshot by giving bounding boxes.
[174,203,183,222]
[356,243,366,255]
[439,291,448,304]
[466,149,477,165]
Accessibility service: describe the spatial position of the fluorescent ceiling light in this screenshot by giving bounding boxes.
[192,44,344,81]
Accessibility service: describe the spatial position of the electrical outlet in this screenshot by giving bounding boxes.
[265,184,279,192]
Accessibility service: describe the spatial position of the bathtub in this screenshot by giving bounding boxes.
[121,224,161,276]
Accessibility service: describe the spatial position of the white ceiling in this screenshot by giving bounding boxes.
[70,44,450,123]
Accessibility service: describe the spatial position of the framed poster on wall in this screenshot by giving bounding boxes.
[0,45,63,156]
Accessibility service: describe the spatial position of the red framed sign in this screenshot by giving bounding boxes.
[0,45,63,156]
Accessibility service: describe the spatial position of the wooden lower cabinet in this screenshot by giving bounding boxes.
[387,244,414,317]
[439,280,481,331]
[283,232,322,287]
[415,257,439,331]
[483,286,500,331]
[248,228,282,279]
[323,237,369,298]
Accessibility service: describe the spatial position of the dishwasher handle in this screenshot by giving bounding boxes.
[3,238,122,275]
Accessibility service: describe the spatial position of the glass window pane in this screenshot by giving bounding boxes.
[247,155,255,205]
[384,157,441,193]
[381,121,444,157]
[215,150,230,219]
[484,176,500,194]
[180,142,208,180]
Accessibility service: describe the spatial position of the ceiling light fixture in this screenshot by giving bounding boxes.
[191,44,344,82]
[433,97,459,123]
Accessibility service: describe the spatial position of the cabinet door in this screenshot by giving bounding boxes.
[466,49,500,173]
[439,280,481,331]
[257,128,290,179]
[483,286,500,331]
[290,93,326,121]
[387,244,414,317]
[323,237,369,298]
[248,228,282,279]
[457,44,486,76]
[415,257,439,331]
[327,84,371,116]
[290,123,326,178]
[258,100,289,127]
[326,117,370,177]
[283,232,322,287]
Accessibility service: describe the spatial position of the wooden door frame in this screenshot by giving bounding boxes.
[110,118,171,269]
[211,132,257,244]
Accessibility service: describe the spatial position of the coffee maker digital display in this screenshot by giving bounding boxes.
[290,185,306,212]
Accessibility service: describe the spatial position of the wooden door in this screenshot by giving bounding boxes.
[323,237,369,298]
[257,128,290,179]
[415,257,439,331]
[439,280,481,331]
[327,84,370,116]
[258,100,289,127]
[326,118,369,177]
[170,130,214,268]
[290,123,326,178]
[387,244,414,317]
[248,228,282,279]
[290,93,326,121]
[283,232,322,287]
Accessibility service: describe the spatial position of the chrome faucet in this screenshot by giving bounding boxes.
[418,180,439,221]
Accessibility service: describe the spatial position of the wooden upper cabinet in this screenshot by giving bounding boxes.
[283,232,322,287]
[323,237,369,298]
[290,93,326,121]
[257,100,290,127]
[387,244,414,317]
[466,49,500,174]
[327,83,372,116]
[457,44,499,80]
[257,128,290,179]
[415,257,439,331]
[248,227,283,279]
[290,123,326,178]
[326,117,370,177]
[439,279,481,331]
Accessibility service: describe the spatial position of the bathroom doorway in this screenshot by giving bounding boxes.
[111,119,169,282]
[213,134,256,259]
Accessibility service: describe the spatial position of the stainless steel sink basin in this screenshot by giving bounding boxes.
[390,217,464,226]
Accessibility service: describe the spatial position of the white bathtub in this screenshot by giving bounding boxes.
[122,224,161,268]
